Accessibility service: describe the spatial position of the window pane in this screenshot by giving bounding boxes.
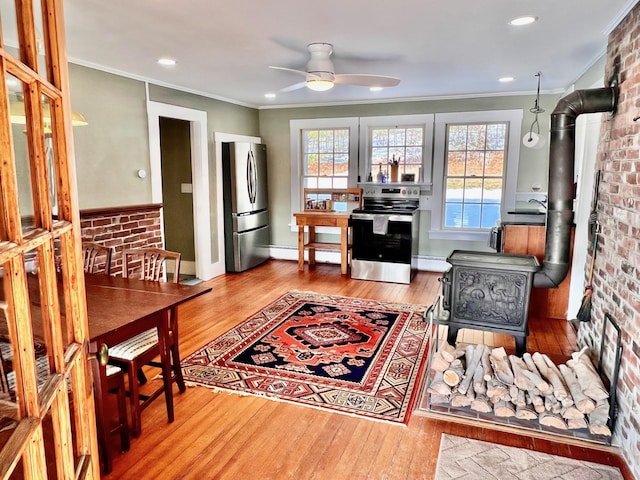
[482,204,500,228]
[318,177,333,188]
[466,125,486,150]
[406,128,423,146]
[389,128,405,146]
[484,178,503,203]
[334,154,348,176]
[371,128,388,147]
[445,203,463,228]
[405,147,422,164]
[463,204,481,228]
[319,154,333,176]
[333,177,348,189]
[446,178,463,201]
[304,177,318,188]
[304,131,318,153]
[466,152,484,176]
[335,129,349,151]
[448,125,467,150]
[486,124,506,150]
[389,147,403,163]
[318,130,334,152]
[305,154,318,176]
[372,147,388,164]
[447,152,465,176]
[464,178,483,203]
[485,151,504,177]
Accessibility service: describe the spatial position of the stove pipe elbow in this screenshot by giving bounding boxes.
[533,86,617,288]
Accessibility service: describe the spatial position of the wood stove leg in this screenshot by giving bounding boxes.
[515,335,527,357]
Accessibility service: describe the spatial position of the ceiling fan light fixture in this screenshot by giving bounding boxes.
[306,79,334,91]
[369,86,384,92]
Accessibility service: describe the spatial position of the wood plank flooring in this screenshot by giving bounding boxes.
[102,259,632,479]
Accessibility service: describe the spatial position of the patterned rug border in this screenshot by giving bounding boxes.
[182,290,432,424]
[434,434,624,480]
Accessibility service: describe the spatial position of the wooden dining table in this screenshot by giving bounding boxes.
[0,272,211,463]
[82,274,211,451]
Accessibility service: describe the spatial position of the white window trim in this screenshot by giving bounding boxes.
[430,109,523,241]
[358,114,434,185]
[290,117,359,232]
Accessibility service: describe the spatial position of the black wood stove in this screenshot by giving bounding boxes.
[440,250,540,355]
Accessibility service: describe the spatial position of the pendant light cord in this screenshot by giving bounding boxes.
[528,72,544,140]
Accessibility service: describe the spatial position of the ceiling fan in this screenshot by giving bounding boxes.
[269,43,400,92]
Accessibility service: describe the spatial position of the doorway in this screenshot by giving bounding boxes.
[147,101,224,280]
[159,117,196,278]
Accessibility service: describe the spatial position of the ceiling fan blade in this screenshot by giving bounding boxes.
[333,74,400,87]
[269,66,308,76]
[279,81,307,93]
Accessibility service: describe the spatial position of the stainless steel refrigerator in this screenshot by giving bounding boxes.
[222,142,270,272]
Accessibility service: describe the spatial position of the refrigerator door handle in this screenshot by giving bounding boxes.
[247,149,257,204]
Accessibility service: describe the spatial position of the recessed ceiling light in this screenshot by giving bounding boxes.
[509,16,538,26]
[369,87,384,92]
[264,93,276,99]
[499,76,515,83]
[157,58,176,66]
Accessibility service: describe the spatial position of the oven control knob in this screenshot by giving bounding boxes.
[401,189,406,195]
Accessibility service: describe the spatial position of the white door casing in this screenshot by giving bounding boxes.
[147,101,223,279]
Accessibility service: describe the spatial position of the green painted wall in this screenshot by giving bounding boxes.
[258,93,562,258]
[67,57,605,263]
[160,117,195,261]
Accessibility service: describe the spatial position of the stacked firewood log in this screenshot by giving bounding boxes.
[428,342,612,436]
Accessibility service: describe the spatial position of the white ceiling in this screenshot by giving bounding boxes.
[4,0,639,108]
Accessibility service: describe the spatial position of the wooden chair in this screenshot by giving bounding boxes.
[1,339,129,474]
[121,247,181,283]
[108,248,184,437]
[97,364,130,473]
[82,242,113,275]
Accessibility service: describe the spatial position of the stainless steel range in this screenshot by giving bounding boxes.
[350,184,420,284]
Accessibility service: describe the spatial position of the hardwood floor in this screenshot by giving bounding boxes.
[102,259,632,479]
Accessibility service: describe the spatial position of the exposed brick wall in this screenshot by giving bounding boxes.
[577,4,640,478]
[80,204,163,276]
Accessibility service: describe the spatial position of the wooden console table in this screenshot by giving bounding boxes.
[293,212,351,275]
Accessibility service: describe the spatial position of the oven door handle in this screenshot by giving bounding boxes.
[350,213,414,223]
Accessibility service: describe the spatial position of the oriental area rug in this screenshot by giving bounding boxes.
[434,434,623,480]
[181,290,431,424]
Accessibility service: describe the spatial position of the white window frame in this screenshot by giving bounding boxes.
[430,109,523,241]
[290,117,359,230]
[358,114,434,185]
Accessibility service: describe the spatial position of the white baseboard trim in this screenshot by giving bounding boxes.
[268,246,449,273]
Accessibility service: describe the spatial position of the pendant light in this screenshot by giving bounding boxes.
[523,72,545,149]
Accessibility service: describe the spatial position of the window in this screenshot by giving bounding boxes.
[359,115,434,184]
[443,123,507,229]
[430,110,522,241]
[302,128,350,189]
[370,126,424,180]
[290,117,359,226]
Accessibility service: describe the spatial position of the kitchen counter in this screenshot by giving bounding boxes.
[500,211,547,226]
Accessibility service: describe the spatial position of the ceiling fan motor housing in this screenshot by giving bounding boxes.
[306,43,336,80]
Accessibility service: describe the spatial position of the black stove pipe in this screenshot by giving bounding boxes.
[533,85,617,288]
